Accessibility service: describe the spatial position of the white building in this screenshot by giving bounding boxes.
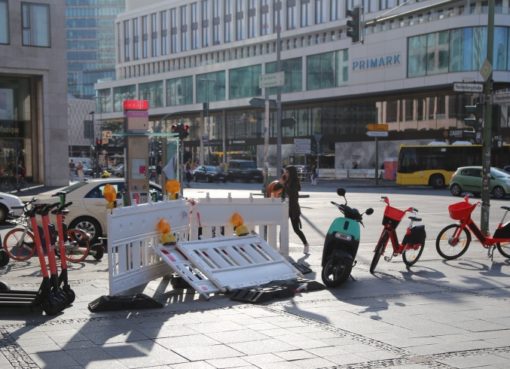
[95,0,510,172]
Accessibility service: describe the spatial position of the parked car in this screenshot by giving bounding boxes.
[29,178,163,243]
[227,160,264,183]
[504,165,510,174]
[192,165,227,183]
[449,166,510,199]
[0,192,24,223]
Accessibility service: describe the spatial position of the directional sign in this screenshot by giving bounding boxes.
[480,59,492,81]
[367,123,388,131]
[494,90,510,104]
[249,97,277,109]
[259,72,285,89]
[367,131,388,138]
[294,138,311,154]
[453,82,483,93]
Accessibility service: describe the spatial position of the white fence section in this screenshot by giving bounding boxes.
[107,199,190,296]
[176,235,301,292]
[106,195,289,296]
[189,194,289,256]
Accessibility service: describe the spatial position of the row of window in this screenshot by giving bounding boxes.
[98,49,348,112]
[0,1,50,47]
[408,26,510,77]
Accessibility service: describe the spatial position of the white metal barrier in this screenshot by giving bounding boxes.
[107,195,289,296]
[189,194,289,256]
[107,199,190,296]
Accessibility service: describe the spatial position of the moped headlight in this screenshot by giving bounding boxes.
[334,232,352,241]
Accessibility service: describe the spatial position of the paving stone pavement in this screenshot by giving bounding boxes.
[2,239,510,369]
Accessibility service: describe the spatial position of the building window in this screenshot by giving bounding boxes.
[139,81,163,108]
[191,2,198,49]
[260,0,269,36]
[315,0,326,24]
[196,71,226,103]
[180,5,188,51]
[151,13,157,57]
[229,64,262,99]
[123,20,130,61]
[202,0,209,47]
[113,85,136,112]
[213,0,220,44]
[167,76,193,106]
[330,0,339,21]
[273,0,281,32]
[286,0,297,30]
[266,57,303,94]
[426,31,449,75]
[142,16,148,58]
[170,8,177,53]
[306,50,348,90]
[0,0,8,44]
[248,0,256,38]
[132,18,139,60]
[22,2,50,47]
[161,10,168,55]
[97,89,112,114]
[224,0,232,43]
[235,0,245,41]
[407,35,427,77]
[300,0,310,28]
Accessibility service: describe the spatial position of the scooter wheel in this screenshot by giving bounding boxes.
[63,287,76,304]
[321,257,352,287]
[91,244,104,261]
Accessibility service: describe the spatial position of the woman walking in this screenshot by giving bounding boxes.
[281,165,310,254]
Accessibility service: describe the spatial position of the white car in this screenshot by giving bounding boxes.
[30,178,163,243]
[0,192,24,223]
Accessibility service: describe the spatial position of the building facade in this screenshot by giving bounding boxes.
[0,0,68,187]
[95,0,510,171]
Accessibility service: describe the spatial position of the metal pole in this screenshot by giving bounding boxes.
[222,109,227,165]
[275,8,283,176]
[481,0,494,235]
[375,137,379,185]
[263,90,270,188]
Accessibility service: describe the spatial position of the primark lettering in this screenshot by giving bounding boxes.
[352,54,401,71]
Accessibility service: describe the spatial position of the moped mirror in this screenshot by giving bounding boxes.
[365,208,374,215]
[336,188,346,197]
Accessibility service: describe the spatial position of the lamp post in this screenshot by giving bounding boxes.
[88,111,96,176]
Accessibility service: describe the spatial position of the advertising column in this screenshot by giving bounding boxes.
[123,100,149,205]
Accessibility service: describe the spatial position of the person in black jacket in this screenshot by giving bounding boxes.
[281,165,310,254]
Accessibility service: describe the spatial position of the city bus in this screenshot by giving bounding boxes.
[396,143,510,188]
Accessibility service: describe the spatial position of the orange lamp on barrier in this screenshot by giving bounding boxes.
[165,179,180,200]
[229,212,249,237]
[156,218,176,245]
[103,184,117,210]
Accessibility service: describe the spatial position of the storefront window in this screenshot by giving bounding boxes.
[113,85,136,112]
[167,76,193,106]
[22,2,50,47]
[306,50,348,90]
[196,71,226,103]
[139,81,163,108]
[266,57,302,94]
[229,64,262,99]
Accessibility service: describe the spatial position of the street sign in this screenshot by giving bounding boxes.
[493,91,510,104]
[259,72,285,89]
[453,82,483,93]
[294,138,311,154]
[249,97,277,109]
[366,123,388,131]
[367,131,388,137]
[480,59,492,81]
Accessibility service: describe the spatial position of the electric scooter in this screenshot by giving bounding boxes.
[321,188,373,287]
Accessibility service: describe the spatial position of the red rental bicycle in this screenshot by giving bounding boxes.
[436,195,510,260]
[370,196,426,274]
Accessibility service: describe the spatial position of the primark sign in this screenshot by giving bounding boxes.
[352,53,401,72]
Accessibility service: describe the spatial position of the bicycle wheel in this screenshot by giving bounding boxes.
[436,224,471,260]
[402,242,425,267]
[497,241,510,259]
[3,228,35,261]
[370,231,389,274]
[63,229,90,263]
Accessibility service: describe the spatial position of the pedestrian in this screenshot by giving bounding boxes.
[280,165,310,254]
[310,163,318,185]
[69,159,76,180]
[156,160,163,185]
[185,160,192,187]
[76,161,84,181]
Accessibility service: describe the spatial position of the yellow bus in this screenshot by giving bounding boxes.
[396,143,510,188]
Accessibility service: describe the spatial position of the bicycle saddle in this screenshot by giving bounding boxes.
[408,216,422,222]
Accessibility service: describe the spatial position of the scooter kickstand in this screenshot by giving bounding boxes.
[488,246,495,261]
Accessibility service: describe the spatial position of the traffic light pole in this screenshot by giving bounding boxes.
[481,0,494,235]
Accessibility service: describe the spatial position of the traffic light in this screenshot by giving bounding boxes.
[346,7,362,43]
[171,123,189,140]
[464,104,483,129]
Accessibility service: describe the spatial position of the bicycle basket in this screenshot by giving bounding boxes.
[382,206,406,227]
[448,201,476,221]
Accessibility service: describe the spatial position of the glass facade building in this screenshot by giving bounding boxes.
[66,0,125,98]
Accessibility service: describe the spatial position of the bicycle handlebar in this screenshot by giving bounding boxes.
[51,202,73,214]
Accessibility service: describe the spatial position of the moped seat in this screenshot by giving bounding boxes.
[501,206,510,212]
[408,216,422,222]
